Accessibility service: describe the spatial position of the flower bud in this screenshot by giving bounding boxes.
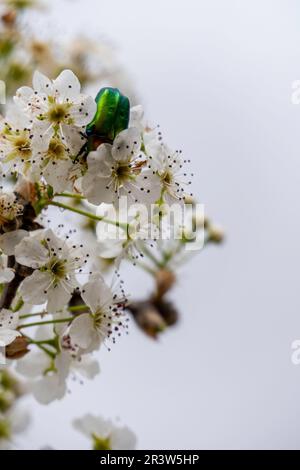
[127,301,167,339]
[153,299,179,327]
[184,195,197,206]
[1,10,17,26]
[208,225,224,244]
[5,336,30,360]
[155,269,176,299]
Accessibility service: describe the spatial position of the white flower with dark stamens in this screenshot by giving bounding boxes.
[68,273,128,352]
[32,137,82,193]
[0,192,23,227]
[0,107,33,175]
[0,310,20,346]
[147,141,193,203]
[16,324,100,405]
[129,105,162,148]
[129,105,190,203]
[82,127,159,206]
[14,69,95,154]
[15,229,86,311]
[16,349,68,405]
[73,414,137,450]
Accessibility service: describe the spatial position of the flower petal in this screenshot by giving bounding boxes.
[70,95,97,126]
[0,329,21,346]
[0,268,15,283]
[33,70,53,95]
[112,127,141,162]
[81,275,113,314]
[82,174,113,205]
[0,230,29,256]
[53,69,81,101]
[0,309,19,330]
[47,282,72,313]
[16,351,50,378]
[69,313,96,350]
[19,270,50,305]
[32,374,66,405]
[15,235,49,268]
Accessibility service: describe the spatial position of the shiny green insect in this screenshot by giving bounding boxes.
[86,87,130,151]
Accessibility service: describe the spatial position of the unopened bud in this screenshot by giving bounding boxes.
[1,10,17,26]
[153,299,179,327]
[128,301,167,339]
[155,269,176,299]
[184,195,197,206]
[5,336,30,360]
[208,225,224,244]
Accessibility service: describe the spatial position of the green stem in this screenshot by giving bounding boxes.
[68,304,89,312]
[49,200,128,229]
[55,192,86,200]
[30,339,57,347]
[19,304,89,320]
[19,312,47,320]
[24,335,56,359]
[140,245,163,269]
[19,317,74,330]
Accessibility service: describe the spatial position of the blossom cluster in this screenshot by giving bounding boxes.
[0,0,223,452]
[0,67,209,409]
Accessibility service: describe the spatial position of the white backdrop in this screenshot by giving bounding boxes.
[17,0,300,449]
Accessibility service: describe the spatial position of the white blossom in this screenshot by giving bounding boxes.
[0,192,23,226]
[147,141,193,203]
[0,107,33,176]
[15,228,86,311]
[16,333,99,405]
[73,414,136,450]
[15,70,96,153]
[68,273,128,352]
[130,105,192,203]
[82,127,159,206]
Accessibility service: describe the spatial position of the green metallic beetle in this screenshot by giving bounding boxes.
[86,87,130,151]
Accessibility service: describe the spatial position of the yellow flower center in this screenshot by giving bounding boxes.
[47,103,72,125]
[92,434,111,451]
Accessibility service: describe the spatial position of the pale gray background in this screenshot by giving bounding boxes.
[18,0,300,449]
